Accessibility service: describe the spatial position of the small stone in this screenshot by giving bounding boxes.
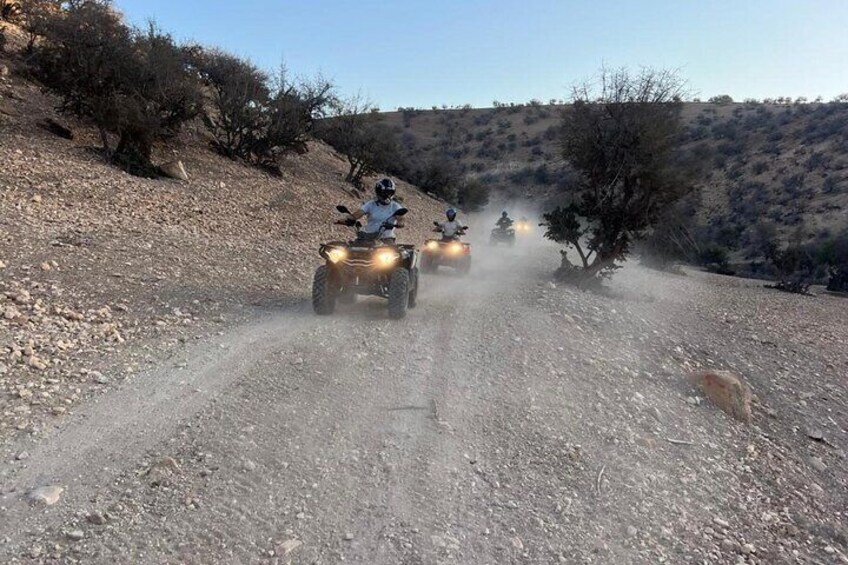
[721,538,738,552]
[66,530,84,542]
[741,543,756,554]
[824,546,836,554]
[686,396,701,406]
[40,262,52,271]
[29,485,64,506]
[16,451,30,461]
[511,536,524,549]
[32,194,43,204]
[344,533,354,541]
[809,457,827,472]
[626,526,638,537]
[92,372,109,384]
[276,539,302,557]
[87,511,108,525]
[242,459,257,472]
[687,370,753,423]
[713,517,730,528]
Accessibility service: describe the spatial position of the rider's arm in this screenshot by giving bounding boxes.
[349,208,367,222]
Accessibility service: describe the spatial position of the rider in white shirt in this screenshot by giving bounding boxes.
[347,178,404,242]
[436,208,464,240]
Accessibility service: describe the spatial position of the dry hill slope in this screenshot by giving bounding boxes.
[0,45,447,444]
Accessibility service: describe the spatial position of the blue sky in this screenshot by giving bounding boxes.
[117,0,848,110]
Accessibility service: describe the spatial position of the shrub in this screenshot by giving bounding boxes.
[192,48,269,160]
[34,1,202,175]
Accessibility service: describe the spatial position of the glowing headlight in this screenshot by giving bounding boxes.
[327,247,348,263]
[375,250,399,267]
[449,242,463,254]
[426,241,439,251]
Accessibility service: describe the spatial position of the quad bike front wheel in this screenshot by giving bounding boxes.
[458,256,472,276]
[312,265,337,315]
[388,269,410,319]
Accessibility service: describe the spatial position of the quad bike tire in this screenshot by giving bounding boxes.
[408,267,419,308]
[312,265,337,315]
[388,269,410,319]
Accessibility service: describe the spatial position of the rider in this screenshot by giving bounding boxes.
[436,208,465,240]
[496,211,514,230]
[347,178,404,242]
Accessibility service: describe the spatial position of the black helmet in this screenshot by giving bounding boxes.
[501,211,508,217]
[446,208,457,221]
[375,178,396,202]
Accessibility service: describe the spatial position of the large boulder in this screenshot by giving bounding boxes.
[688,370,753,423]
[160,160,189,181]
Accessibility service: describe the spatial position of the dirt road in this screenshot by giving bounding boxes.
[1,242,846,564]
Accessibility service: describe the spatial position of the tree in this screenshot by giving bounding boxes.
[542,67,692,283]
[456,177,489,212]
[192,48,270,160]
[708,94,734,105]
[317,96,398,185]
[34,1,202,175]
[17,0,60,52]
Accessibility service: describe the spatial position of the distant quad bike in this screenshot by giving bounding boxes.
[490,225,516,247]
[515,218,533,236]
[421,222,471,275]
[312,205,419,320]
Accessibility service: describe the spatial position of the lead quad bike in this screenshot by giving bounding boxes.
[489,224,516,247]
[312,205,420,319]
[421,222,471,275]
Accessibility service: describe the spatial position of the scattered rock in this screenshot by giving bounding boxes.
[809,456,827,472]
[0,64,9,78]
[511,536,525,550]
[626,525,638,537]
[66,530,84,542]
[806,428,825,442]
[28,485,64,506]
[344,533,354,541]
[31,194,43,204]
[687,370,752,423]
[276,539,303,557]
[16,451,30,461]
[87,511,108,525]
[741,543,756,554]
[39,118,74,140]
[160,160,189,181]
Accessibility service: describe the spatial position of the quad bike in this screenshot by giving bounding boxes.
[515,218,533,236]
[421,222,471,275]
[312,205,420,320]
[490,225,516,247]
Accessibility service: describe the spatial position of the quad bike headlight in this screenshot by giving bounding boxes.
[375,249,400,267]
[449,242,463,255]
[426,241,439,251]
[327,247,348,264]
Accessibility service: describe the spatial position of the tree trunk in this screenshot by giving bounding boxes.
[114,130,156,177]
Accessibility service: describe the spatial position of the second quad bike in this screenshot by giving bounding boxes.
[515,218,533,235]
[312,205,420,320]
[490,225,516,247]
[421,222,471,275]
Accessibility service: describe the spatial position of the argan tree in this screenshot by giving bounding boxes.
[34,0,202,175]
[317,96,399,185]
[542,67,693,283]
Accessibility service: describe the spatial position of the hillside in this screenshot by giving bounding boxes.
[0,35,447,441]
[383,101,848,261]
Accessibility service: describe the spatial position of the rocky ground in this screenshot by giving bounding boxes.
[0,242,845,564]
[0,47,448,450]
[2,28,847,565]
